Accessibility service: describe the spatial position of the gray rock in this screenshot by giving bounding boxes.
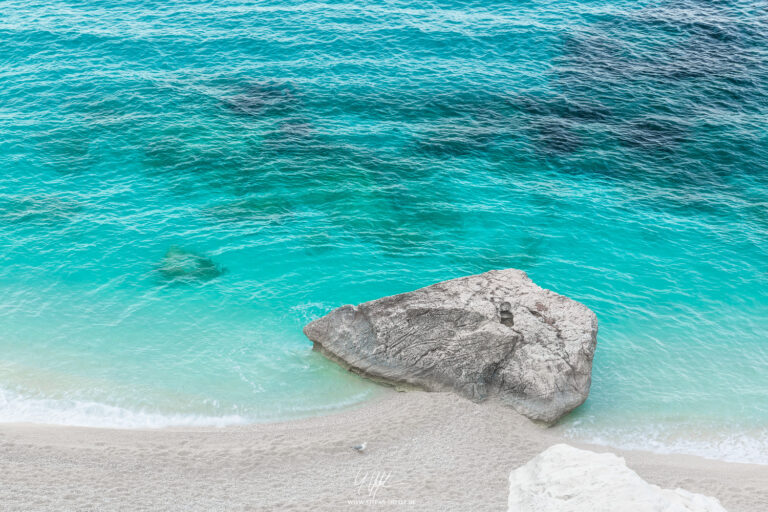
[303,269,598,423]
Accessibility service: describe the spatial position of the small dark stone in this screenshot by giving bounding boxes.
[500,301,515,327]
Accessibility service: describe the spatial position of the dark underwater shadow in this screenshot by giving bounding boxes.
[532,119,583,155]
[220,81,301,118]
[156,245,226,285]
[508,93,612,123]
[616,116,690,151]
[414,128,498,158]
[203,194,295,226]
[0,194,84,226]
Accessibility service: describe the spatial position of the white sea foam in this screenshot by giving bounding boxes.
[0,385,379,429]
[3,384,767,465]
[0,387,249,429]
[562,421,768,465]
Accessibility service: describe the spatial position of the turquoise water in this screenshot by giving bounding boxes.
[1,1,767,461]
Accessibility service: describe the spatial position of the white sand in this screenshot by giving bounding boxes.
[1,390,766,511]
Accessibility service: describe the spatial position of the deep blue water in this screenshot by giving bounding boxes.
[1,0,767,461]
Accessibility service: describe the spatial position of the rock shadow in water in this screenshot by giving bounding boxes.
[261,117,316,153]
[203,194,294,226]
[328,186,466,258]
[414,125,499,157]
[410,91,519,158]
[553,0,765,159]
[221,81,300,118]
[533,119,582,155]
[510,93,612,123]
[506,92,612,157]
[157,246,226,283]
[617,116,690,151]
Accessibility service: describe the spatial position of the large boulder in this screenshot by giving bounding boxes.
[508,444,727,511]
[303,269,597,423]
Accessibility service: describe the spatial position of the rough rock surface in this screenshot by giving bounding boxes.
[508,444,728,512]
[303,269,597,423]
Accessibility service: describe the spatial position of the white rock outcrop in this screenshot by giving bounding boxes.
[508,444,727,512]
[304,269,597,423]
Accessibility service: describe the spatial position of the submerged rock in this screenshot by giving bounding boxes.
[508,444,727,512]
[204,195,292,225]
[222,81,298,117]
[303,269,597,423]
[0,194,83,225]
[158,246,225,282]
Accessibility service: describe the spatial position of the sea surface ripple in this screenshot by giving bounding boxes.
[0,0,766,462]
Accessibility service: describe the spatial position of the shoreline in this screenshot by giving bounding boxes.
[2,390,766,511]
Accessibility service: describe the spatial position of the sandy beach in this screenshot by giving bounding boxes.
[1,390,766,511]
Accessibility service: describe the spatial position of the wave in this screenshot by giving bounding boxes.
[3,385,767,465]
[562,421,768,465]
[0,387,249,429]
[0,384,381,429]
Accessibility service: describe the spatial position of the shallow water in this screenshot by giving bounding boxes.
[1,0,767,461]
